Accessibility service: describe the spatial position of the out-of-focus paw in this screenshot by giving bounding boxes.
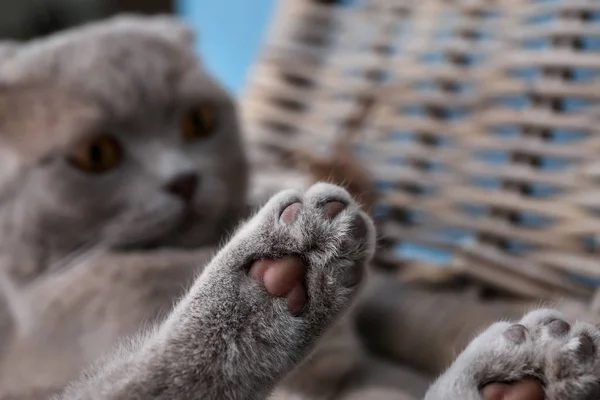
[426,308,600,400]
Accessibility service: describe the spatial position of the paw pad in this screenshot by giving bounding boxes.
[323,201,346,219]
[248,256,307,315]
[576,334,595,360]
[547,319,570,337]
[503,324,528,344]
[280,202,302,225]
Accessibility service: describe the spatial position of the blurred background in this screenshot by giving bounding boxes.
[2,0,600,380]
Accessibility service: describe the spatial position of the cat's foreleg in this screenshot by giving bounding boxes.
[60,183,376,400]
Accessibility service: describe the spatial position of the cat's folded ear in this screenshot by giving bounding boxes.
[0,15,197,70]
[100,14,198,49]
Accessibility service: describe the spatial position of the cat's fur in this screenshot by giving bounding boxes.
[426,308,600,399]
[0,16,400,399]
[56,182,377,399]
[0,15,598,400]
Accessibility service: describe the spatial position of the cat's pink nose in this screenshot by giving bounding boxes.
[164,172,199,202]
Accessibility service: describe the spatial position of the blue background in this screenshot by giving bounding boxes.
[176,0,276,95]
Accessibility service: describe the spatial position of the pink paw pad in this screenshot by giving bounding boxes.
[503,324,528,344]
[280,202,302,224]
[547,319,570,337]
[248,255,307,315]
[323,201,346,219]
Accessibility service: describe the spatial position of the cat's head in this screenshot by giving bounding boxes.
[0,15,248,281]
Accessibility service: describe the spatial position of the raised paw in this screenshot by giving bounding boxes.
[60,185,375,399]
[241,183,375,319]
[426,308,600,400]
[200,182,376,340]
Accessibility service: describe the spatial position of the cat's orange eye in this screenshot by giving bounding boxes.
[181,103,218,140]
[67,134,122,174]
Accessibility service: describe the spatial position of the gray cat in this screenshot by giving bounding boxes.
[0,15,379,399]
[0,15,598,400]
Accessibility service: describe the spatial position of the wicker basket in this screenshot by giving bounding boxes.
[242,0,600,305]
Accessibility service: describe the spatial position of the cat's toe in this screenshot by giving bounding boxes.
[570,325,598,361]
[303,184,375,285]
[280,202,302,225]
[304,182,354,206]
[323,200,346,219]
[519,308,571,339]
[304,182,374,250]
[542,321,600,399]
[502,324,528,344]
